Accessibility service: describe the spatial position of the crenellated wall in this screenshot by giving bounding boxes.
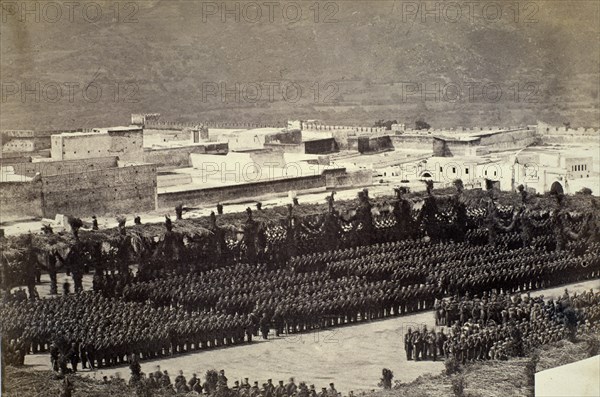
[301,122,387,134]
[538,125,600,144]
[143,120,285,130]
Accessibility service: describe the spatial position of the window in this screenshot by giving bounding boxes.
[465,168,469,174]
[452,167,456,173]
[485,170,487,176]
[439,167,443,172]
[494,171,497,176]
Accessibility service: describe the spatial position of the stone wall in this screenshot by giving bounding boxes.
[301,122,387,134]
[264,129,302,145]
[8,157,118,179]
[390,135,435,151]
[325,169,372,188]
[2,138,35,153]
[144,120,285,129]
[0,177,44,220]
[146,127,209,143]
[0,155,32,164]
[157,172,193,188]
[304,138,339,154]
[157,169,351,209]
[143,143,228,168]
[432,138,449,157]
[41,164,157,218]
[1,129,56,154]
[433,138,480,157]
[107,129,144,161]
[264,143,305,153]
[538,125,599,137]
[351,135,393,153]
[331,130,352,150]
[478,128,538,152]
[157,173,327,209]
[51,128,143,162]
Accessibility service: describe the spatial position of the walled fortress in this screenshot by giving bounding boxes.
[132,114,286,130]
[129,114,600,137]
[1,115,598,221]
[300,122,600,136]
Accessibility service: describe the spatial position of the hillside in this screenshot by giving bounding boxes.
[1,0,598,130]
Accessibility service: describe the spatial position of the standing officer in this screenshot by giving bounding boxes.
[404,328,413,360]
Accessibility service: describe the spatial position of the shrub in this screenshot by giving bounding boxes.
[134,379,154,397]
[585,336,600,357]
[577,187,593,195]
[524,351,540,386]
[204,369,218,394]
[378,368,394,389]
[445,356,461,375]
[451,376,465,397]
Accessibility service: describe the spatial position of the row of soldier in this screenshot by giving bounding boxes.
[5,182,596,299]
[1,293,260,370]
[116,238,599,321]
[439,289,600,364]
[129,367,341,397]
[2,234,598,369]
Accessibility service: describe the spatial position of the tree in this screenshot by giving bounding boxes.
[415,119,430,130]
[374,120,398,130]
[577,187,592,195]
[68,217,83,240]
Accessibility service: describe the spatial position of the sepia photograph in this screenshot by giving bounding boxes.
[0,1,599,396]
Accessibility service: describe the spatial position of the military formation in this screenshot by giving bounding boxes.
[128,368,341,397]
[1,293,256,371]
[1,183,599,388]
[2,229,598,371]
[439,289,600,363]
